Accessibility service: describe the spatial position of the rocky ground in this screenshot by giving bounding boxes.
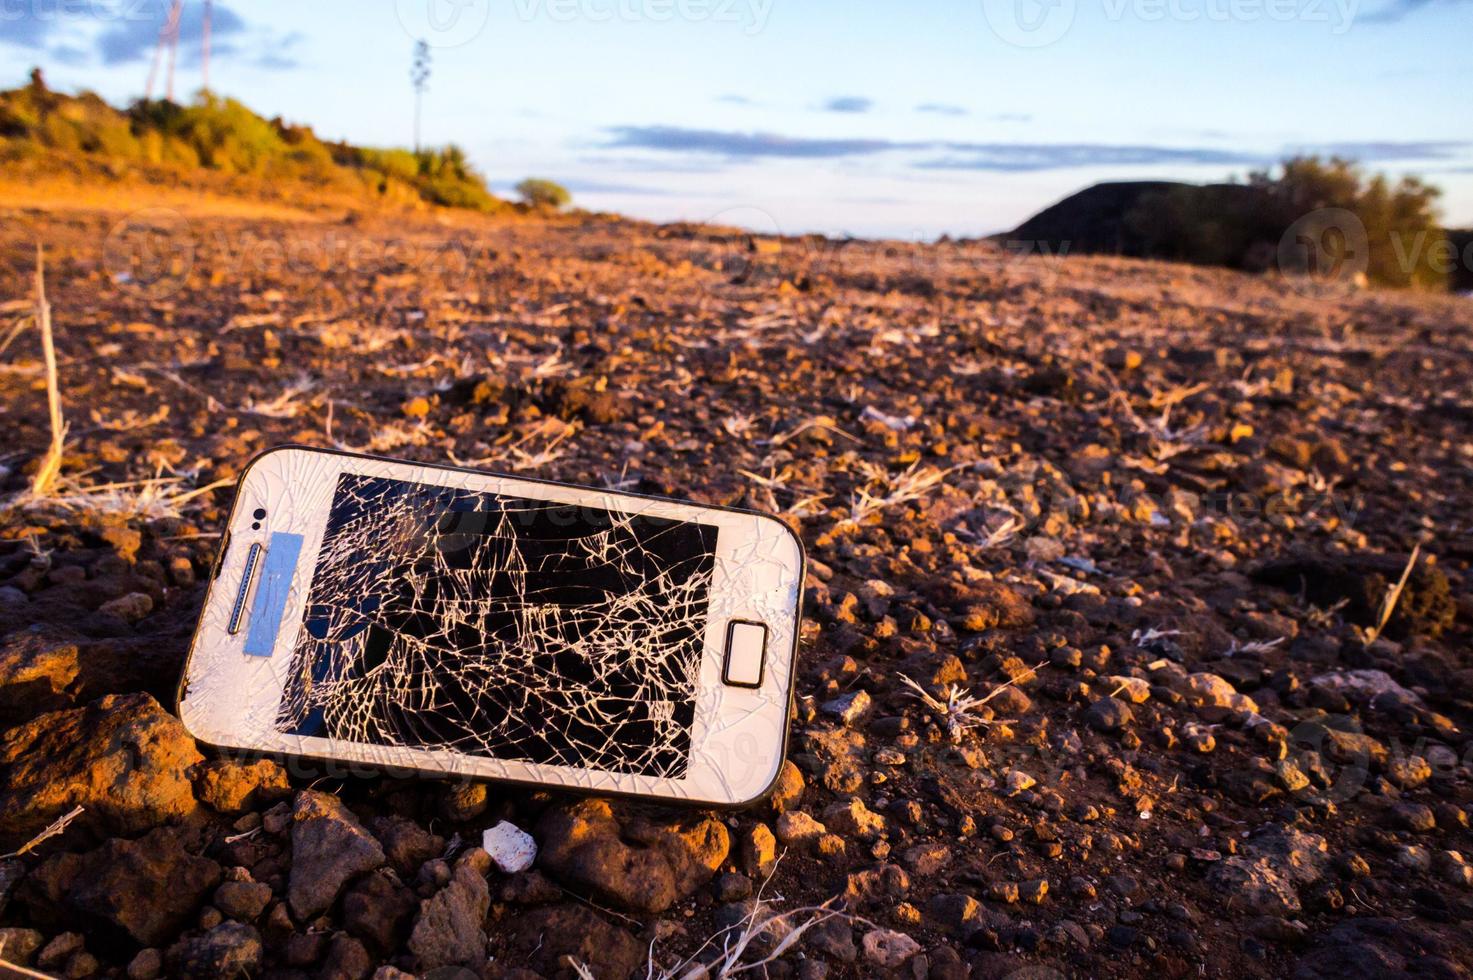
[0,201,1472,978]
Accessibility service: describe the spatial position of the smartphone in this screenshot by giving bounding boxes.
[177,445,804,807]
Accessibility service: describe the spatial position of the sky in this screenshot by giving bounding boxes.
[3,0,1471,238]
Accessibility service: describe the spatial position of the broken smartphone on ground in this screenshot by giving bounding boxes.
[178,446,804,807]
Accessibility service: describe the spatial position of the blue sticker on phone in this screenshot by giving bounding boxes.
[243,532,304,657]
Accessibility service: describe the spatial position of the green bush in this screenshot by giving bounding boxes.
[1115,157,1449,290]
[515,177,572,210]
[1251,156,1447,290]
[0,72,503,213]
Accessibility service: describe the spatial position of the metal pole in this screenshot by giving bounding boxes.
[164,0,182,102]
[202,0,213,93]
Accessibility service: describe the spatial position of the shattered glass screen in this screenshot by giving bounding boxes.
[276,472,719,777]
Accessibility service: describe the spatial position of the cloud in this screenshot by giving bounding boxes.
[716,94,758,106]
[603,125,1264,171]
[604,125,916,159]
[1285,140,1471,162]
[603,124,1473,175]
[917,103,968,117]
[0,1,297,72]
[96,2,247,65]
[920,142,1265,172]
[821,96,873,114]
[0,8,55,49]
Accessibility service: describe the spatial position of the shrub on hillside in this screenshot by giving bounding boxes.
[1119,157,1449,290]
[515,178,572,211]
[1251,156,1447,290]
[0,72,503,214]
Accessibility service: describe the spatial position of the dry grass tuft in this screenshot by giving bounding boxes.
[0,804,83,859]
[838,461,957,529]
[30,244,66,498]
[899,663,1038,743]
[1359,543,1421,647]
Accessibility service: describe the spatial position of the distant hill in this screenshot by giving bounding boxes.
[0,69,506,215]
[1004,180,1279,270]
[1003,168,1460,292]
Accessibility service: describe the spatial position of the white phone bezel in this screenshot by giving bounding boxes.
[177,445,804,807]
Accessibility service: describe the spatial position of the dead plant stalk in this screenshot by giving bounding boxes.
[31,244,66,497]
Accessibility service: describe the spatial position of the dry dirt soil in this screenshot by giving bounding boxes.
[1,198,1472,980]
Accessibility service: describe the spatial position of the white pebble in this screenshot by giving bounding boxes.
[481,820,537,874]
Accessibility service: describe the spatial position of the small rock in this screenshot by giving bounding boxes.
[321,934,372,980]
[1391,803,1436,833]
[0,625,80,726]
[342,872,418,953]
[408,851,491,970]
[508,904,642,979]
[988,881,1020,904]
[98,592,154,623]
[535,799,728,914]
[775,810,827,844]
[126,947,163,980]
[37,933,84,971]
[29,826,221,946]
[1178,673,1258,714]
[481,820,537,874]
[1084,697,1133,732]
[926,892,980,934]
[714,872,752,902]
[740,823,777,878]
[440,781,488,823]
[861,928,921,969]
[213,881,272,922]
[0,693,202,848]
[1386,755,1432,790]
[370,815,445,878]
[1105,676,1152,704]
[769,760,805,813]
[821,798,886,839]
[192,759,291,814]
[287,790,386,919]
[820,689,872,725]
[1004,769,1036,795]
[168,922,261,979]
[0,927,44,967]
[805,917,857,963]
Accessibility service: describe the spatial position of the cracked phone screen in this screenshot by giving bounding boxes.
[275,472,718,777]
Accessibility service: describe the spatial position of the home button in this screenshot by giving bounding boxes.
[723,620,767,688]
